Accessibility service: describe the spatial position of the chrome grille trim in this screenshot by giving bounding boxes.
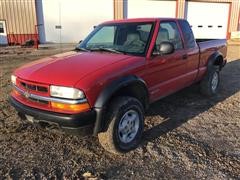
[13,85,87,104]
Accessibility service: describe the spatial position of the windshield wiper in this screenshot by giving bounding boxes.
[74,47,89,52]
[89,47,124,54]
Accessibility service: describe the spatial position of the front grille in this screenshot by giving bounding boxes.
[20,81,48,93]
[29,97,49,104]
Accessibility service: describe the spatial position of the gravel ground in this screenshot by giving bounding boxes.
[0,44,239,179]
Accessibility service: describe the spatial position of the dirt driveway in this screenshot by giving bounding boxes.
[0,45,239,179]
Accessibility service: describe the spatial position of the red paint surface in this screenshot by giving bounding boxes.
[11,18,227,114]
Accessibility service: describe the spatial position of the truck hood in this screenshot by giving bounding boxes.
[15,51,132,86]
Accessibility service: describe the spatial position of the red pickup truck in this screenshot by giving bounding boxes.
[10,18,227,154]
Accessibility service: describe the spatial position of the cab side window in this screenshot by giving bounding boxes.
[178,20,196,48]
[156,21,183,50]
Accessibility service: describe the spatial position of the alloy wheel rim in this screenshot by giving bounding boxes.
[211,72,219,91]
[118,109,140,144]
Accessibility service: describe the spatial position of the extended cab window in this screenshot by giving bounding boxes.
[79,22,154,56]
[178,20,196,48]
[156,21,183,50]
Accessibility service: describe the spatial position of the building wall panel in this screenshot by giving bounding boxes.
[0,0,37,45]
[176,0,186,18]
[114,0,124,19]
[229,0,240,32]
[238,11,240,30]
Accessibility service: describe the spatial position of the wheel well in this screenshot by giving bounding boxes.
[213,56,224,69]
[93,77,149,135]
[109,82,149,111]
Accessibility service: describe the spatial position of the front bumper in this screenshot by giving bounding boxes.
[10,96,96,135]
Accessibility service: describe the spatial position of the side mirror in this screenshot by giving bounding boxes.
[153,41,174,56]
[78,40,82,44]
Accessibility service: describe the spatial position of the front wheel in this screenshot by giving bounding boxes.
[200,66,220,96]
[98,96,144,154]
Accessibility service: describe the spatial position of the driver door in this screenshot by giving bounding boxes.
[145,21,189,101]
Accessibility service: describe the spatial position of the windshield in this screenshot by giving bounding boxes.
[77,22,154,56]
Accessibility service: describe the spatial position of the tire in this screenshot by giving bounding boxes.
[98,96,144,154]
[200,66,220,96]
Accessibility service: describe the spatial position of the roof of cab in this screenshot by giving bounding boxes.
[101,18,181,25]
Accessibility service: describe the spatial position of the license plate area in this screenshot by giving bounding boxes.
[25,114,34,123]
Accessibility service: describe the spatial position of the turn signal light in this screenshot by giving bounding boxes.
[50,102,90,113]
[13,89,20,96]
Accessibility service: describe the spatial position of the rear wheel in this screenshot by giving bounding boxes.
[98,96,144,154]
[200,66,220,96]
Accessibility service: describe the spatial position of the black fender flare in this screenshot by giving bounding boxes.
[207,51,224,70]
[93,75,149,135]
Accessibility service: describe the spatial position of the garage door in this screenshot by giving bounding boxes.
[42,0,113,43]
[186,2,230,39]
[128,0,176,18]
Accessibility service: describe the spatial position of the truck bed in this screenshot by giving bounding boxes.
[197,39,227,75]
[197,39,227,53]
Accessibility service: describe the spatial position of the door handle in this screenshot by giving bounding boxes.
[182,54,188,60]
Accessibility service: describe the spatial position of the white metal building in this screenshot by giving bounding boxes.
[0,0,240,45]
[40,0,240,43]
[39,0,114,43]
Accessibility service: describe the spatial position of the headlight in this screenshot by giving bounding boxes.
[50,86,85,99]
[11,75,17,85]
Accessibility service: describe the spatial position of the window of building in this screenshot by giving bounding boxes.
[0,23,4,33]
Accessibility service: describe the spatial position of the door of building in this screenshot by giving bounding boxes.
[186,2,230,39]
[128,0,176,18]
[0,20,8,45]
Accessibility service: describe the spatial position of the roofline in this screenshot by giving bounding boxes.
[100,17,184,25]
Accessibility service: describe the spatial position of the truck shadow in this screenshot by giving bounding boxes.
[142,59,240,143]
